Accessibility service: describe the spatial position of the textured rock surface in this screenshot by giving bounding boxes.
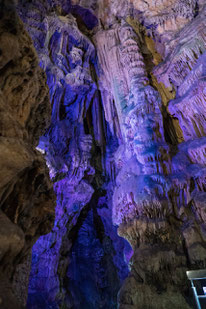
[16,1,130,308]
[94,4,206,308]
[6,0,206,308]
[0,1,55,308]
[93,3,206,308]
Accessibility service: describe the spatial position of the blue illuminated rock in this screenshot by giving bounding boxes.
[2,0,206,308]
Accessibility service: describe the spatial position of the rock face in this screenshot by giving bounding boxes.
[93,3,206,308]
[16,1,130,308]
[94,4,206,308]
[0,1,55,308]
[3,0,206,308]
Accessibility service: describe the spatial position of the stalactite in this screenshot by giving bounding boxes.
[1,0,206,308]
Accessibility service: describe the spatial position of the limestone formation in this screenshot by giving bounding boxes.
[0,1,55,308]
[1,0,206,308]
[94,4,206,308]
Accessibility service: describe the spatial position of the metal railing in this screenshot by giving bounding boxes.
[187,269,206,309]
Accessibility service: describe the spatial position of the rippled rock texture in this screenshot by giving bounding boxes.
[5,0,206,308]
[0,1,55,308]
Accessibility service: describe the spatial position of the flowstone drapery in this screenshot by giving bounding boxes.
[1,1,206,308]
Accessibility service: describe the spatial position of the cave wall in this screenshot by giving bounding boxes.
[2,0,206,308]
[0,1,55,308]
[16,1,130,308]
[93,2,206,308]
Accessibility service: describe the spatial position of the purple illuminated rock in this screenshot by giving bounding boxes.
[16,1,129,308]
[93,4,206,308]
[9,0,206,308]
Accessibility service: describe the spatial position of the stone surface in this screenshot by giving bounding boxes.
[2,0,206,308]
[94,6,206,307]
[0,1,55,308]
[93,3,206,308]
[17,1,130,308]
